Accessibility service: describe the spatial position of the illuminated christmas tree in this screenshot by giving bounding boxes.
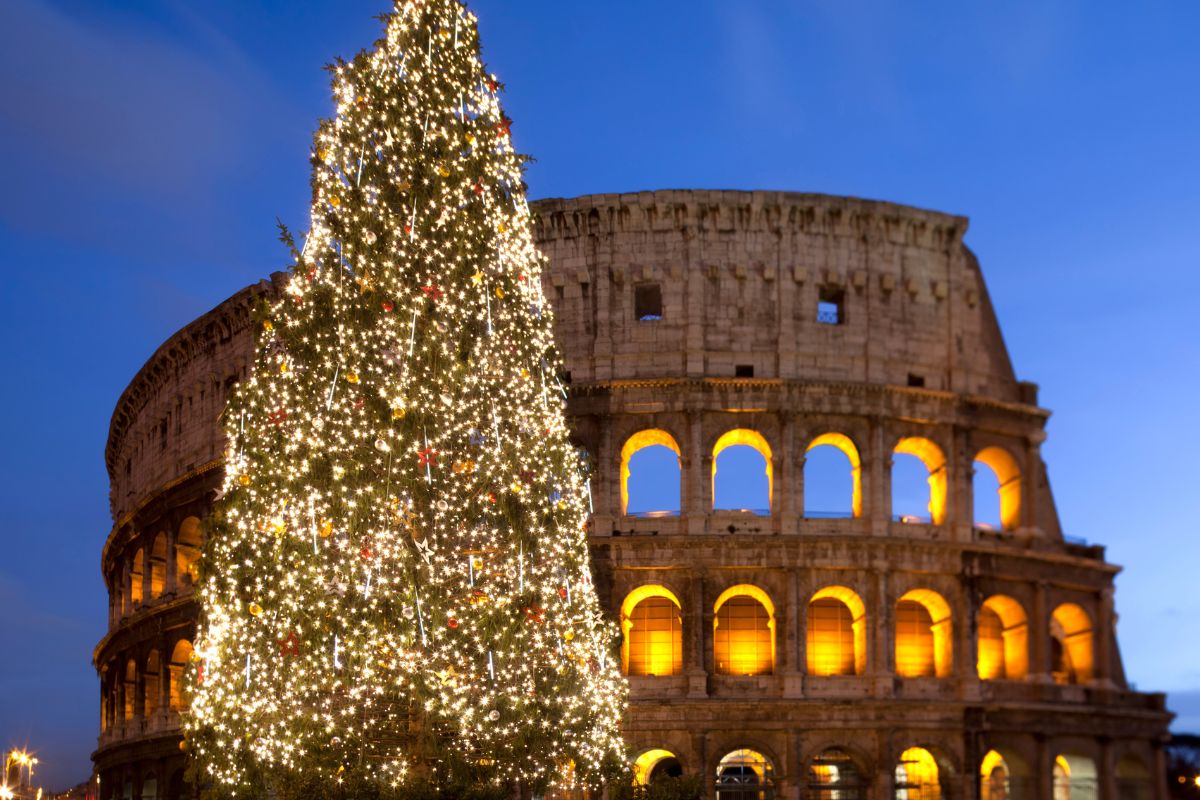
[185,2,627,796]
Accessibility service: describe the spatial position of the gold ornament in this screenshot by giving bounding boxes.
[465,133,476,145]
[494,287,505,299]
[470,270,484,286]
[249,602,264,617]
[279,361,290,374]
[320,519,333,538]
[497,222,507,233]
[262,320,273,332]
[346,371,360,384]
[392,405,407,419]
[564,630,575,641]
[452,460,476,474]
[238,474,251,486]
[330,195,340,207]
[438,165,450,177]
[520,368,530,379]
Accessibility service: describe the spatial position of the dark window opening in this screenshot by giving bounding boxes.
[559,370,572,385]
[907,373,925,388]
[735,364,755,378]
[580,282,590,299]
[634,283,663,321]
[817,287,845,325]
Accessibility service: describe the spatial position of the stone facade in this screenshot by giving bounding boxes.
[94,191,1170,800]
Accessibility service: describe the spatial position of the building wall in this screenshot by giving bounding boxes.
[94,191,1170,800]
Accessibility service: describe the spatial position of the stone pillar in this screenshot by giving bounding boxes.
[951,424,971,540]
[869,420,892,536]
[165,527,178,595]
[1031,581,1051,682]
[871,569,894,697]
[1023,432,1046,534]
[122,562,133,616]
[784,570,803,697]
[1098,739,1118,800]
[687,412,709,535]
[141,544,153,605]
[779,411,799,533]
[159,634,172,725]
[116,672,127,737]
[1035,736,1054,800]
[1096,587,1116,688]
[593,418,614,535]
[687,573,709,698]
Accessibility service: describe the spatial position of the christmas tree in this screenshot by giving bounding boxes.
[185,2,627,796]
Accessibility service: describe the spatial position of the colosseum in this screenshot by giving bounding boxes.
[94,190,1171,800]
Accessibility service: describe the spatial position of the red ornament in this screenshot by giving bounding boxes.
[360,547,373,560]
[421,284,444,301]
[268,408,288,426]
[196,661,206,686]
[496,117,512,138]
[381,300,394,312]
[404,223,413,235]
[473,182,484,196]
[520,470,535,485]
[486,491,497,504]
[418,446,440,467]
[525,606,545,624]
[447,617,459,629]
[279,631,300,658]
[487,78,499,93]
[355,398,365,409]
[557,587,568,599]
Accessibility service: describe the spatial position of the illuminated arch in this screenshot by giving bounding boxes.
[1051,603,1094,685]
[805,433,863,519]
[620,429,682,516]
[1116,755,1152,800]
[169,640,193,712]
[714,585,776,676]
[895,748,941,800]
[634,749,681,786]
[141,773,158,800]
[807,586,867,676]
[979,751,1008,800]
[716,749,775,800]
[177,517,202,588]
[143,650,161,718]
[894,437,947,525]
[149,533,167,599]
[123,658,137,720]
[713,429,773,513]
[130,547,145,606]
[896,589,953,678]
[621,585,683,677]
[978,595,1029,681]
[975,447,1022,531]
[1054,754,1098,800]
[810,748,862,800]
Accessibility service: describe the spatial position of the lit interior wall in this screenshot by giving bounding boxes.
[169,639,192,712]
[714,585,775,676]
[975,446,1022,531]
[177,516,202,588]
[150,533,167,598]
[717,749,774,800]
[979,751,1008,800]
[894,437,947,525]
[977,595,1028,680]
[895,589,953,678]
[807,586,866,676]
[621,585,683,676]
[810,748,860,799]
[895,748,941,800]
[130,547,144,606]
[634,749,677,786]
[143,650,160,717]
[1051,603,1095,684]
[806,433,863,518]
[1055,754,1098,800]
[712,429,773,512]
[620,429,682,516]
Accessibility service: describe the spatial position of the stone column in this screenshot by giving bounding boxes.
[141,544,153,605]
[165,527,178,595]
[784,571,803,697]
[159,634,172,726]
[871,569,894,697]
[1098,739,1118,800]
[116,673,127,737]
[1023,432,1046,534]
[779,411,799,534]
[687,573,709,698]
[122,562,133,616]
[1035,736,1054,800]
[1031,582,1051,682]
[868,420,891,536]
[687,412,709,535]
[1095,587,1115,688]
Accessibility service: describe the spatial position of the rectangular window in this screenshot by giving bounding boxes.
[634,283,663,321]
[907,373,925,388]
[817,287,845,325]
[735,364,754,378]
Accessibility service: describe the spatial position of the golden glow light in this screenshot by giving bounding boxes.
[184,1,627,794]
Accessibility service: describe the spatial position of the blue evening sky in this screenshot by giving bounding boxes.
[1,0,1198,789]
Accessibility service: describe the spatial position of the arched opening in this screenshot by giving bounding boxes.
[169,640,193,712]
[980,750,1009,800]
[1054,754,1098,800]
[123,659,137,721]
[895,589,952,678]
[1116,755,1152,800]
[975,447,1022,531]
[807,586,866,676]
[977,595,1029,681]
[714,585,775,676]
[99,664,109,733]
[621,430,682,517]
[892,437,947,525]
[141,773,158,800]
[621,586,683,677]
[149,534,167,599]
[177,517,202,590]
[634,749,683,785]
[143,650,160,719]
[804,433,862,519]
[713,429,772,515]
[809,748,862,800]
[1050,604,1094,685]
[895,748,941,800]
[716,749,775,800]
[129,547,144,607]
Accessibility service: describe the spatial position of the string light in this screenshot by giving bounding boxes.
[185,1,628,794]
